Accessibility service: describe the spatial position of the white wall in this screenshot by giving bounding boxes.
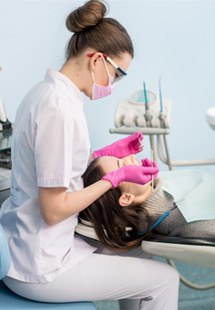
[1,0,215,172]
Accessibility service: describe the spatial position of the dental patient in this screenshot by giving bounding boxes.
[80,155,214,251]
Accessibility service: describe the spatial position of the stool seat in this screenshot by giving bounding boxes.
[0,281,96,310]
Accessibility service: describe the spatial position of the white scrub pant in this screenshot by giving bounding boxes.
[4,245,179,310]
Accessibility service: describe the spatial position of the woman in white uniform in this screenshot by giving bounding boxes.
[0,1,179,309]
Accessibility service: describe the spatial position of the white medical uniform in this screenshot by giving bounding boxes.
[0,69,179,309]
[0,69,95,283]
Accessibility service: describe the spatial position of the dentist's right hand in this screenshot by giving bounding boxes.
[102,164,159,188]
[141,158,159,178]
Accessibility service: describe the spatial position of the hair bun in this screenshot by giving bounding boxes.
[66,0,108,33]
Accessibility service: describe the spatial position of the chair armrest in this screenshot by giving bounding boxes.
[144,234,215,247]
[142,235,215,268]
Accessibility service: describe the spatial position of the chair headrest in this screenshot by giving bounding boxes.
[0,223,10,279]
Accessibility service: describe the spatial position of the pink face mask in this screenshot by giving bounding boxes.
[91,57,116,100]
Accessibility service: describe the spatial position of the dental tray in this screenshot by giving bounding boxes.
[114,90,172,129]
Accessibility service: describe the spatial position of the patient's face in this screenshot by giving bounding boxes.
[97,155,151,196]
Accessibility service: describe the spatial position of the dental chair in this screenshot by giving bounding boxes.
[141,234,215,290]
[0,223,96,309]
[76,88,215,291]
[75,218,215,290]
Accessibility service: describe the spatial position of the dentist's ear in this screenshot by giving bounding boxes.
[89,52,104,71]
[118,193,135,207]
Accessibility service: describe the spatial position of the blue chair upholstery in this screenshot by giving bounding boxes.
[0,223,96,309]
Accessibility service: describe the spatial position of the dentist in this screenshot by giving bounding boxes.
[0,1,179,309]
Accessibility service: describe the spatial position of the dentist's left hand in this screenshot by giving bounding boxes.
[92,131,144,159]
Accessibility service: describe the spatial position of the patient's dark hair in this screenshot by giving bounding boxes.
[81,159,151,251]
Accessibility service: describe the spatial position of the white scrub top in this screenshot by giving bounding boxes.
[0,69,96,283]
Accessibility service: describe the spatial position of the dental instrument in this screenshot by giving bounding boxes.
[143,82,149,111]
[151,149,154,192]
[158,76,167,129]
[159,76,163,113]
[143,81,153,127]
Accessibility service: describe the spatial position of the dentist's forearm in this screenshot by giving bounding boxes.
[38,180,111,226]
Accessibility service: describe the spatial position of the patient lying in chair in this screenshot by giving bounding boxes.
[80,155,214,251]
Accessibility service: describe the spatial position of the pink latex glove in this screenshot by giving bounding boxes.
[92,132,144,159]
[102,164,159,188]
[141,158,159,178]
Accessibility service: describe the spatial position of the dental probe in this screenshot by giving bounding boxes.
[151,149,154,192]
